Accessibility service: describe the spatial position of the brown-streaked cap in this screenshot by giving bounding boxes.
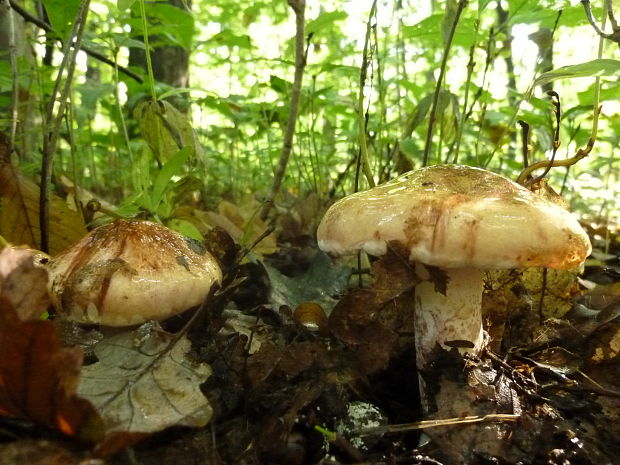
[48,219,222,326]
[317,164,591,270]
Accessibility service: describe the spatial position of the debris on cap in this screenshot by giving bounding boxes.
[48,219,222,327]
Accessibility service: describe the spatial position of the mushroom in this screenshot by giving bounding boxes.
[317,165,591,372]
[48,219,222,326]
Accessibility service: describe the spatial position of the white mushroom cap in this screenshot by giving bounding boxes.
[317,165,591,270]
[48,219,222,326]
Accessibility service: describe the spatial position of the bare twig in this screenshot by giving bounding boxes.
[356,0,377,188]
[523,91,561,187]
[515,106,600,185]
[259,0,308,220]
[581,0,620,47]
[452,21,477,164]
[7,0,143,83]
[422,0,468,166]
[517,120,530,169]
[40,0,91,252]
[357,414,520,436]
[3,0,19,150]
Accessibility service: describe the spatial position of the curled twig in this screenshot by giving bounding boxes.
[516,105,600,185]
[581,0,620,47]
[522,91,561,187]
[517,120,530,169]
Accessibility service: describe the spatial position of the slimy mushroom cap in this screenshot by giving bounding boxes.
[317,164,591,270]
[48,219,222,326]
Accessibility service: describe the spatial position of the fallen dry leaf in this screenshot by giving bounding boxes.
[521,267,581,319]
[262,250,351,312]
[0,300,101,439]
[78,323,212,435]
[0,164,87,255]
[371,244,418,303]
[190,199,277,257]
[0,246,49,320]
[329,289,397,374]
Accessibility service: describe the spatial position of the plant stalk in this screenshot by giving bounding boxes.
[259,0,308,220]
[39,0,91,253]
[356,0,378,188]
[422,0,468,166]
[138,0,157,100]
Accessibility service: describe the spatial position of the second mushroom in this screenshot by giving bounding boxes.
[317,164,591,394]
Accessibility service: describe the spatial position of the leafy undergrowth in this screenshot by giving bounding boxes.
[0,202,620,465]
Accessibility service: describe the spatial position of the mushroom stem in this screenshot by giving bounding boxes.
[413,265,485,370]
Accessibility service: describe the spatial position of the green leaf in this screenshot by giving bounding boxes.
[151,147,192,211]
[117,0,137,11]
[166,218,203,240]
[109,33,145,49]
[527,59,620,99]
[208,30,252,49]
[158,87,207,101]
[441,0,458,46]
[306,11,348,36]
[402,13,477,49]
[133,3,195,50]
[134,100,204,164]
[406,94,433,135]
[577,81,620,105]
[41,0,81,39]
[269,75,292,94]
[198,95,238,121]
[509,1,587,28]
[78,82,115,117]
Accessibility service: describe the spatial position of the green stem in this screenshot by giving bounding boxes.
[138,0,157,100]
[357,0,377,188]
[40,0,91,252]
[422,0,468,166]
[591,1,606,143]
[453,18,479,164]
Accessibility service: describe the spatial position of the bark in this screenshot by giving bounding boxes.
[129,0,190,109]
[0,0,36,161]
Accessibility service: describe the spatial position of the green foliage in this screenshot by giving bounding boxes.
[527,59,620,98]
[402,13,477,49]
[128,2,195,49]
[306,11,348,37]
[117,0,137,11]
[150,146,192,212]
[134,100,203,164]
[41,0,81,39]
[1,0,618,227]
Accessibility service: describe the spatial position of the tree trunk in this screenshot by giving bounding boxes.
[129,0,190,110]
[0,2,36,161]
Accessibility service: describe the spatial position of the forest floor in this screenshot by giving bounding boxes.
[0,200,619,465]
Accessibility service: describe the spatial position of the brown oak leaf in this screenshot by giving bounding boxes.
[0,300,101,440]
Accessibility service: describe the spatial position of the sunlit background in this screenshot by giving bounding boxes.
[27,0,620,233]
